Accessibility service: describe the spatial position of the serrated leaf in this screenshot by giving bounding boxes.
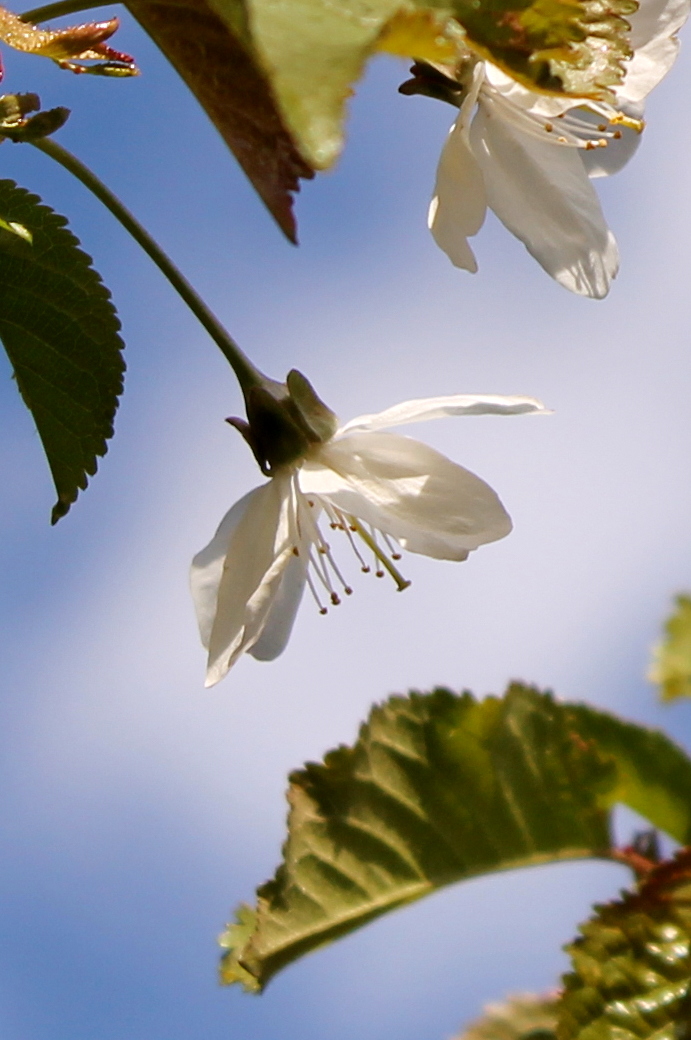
[221,685,617,991]
[648,595,691,703]
[563,703,691,846]
[558,848,691,1040]
[456,993,559,1040]
[218,904,261,991]
[125,0,314,241]
[0,180,124,522]
[221,685,691,992]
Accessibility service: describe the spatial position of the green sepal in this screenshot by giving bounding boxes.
[286,369,338,444]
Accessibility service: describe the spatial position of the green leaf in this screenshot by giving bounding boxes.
[221,685,617,991]
[218,904,262,991]
[558,848,691,1039]
[456,994,559,1040]
[221,686,691,992]
[649,595,691,703]
[564,703,691,845]
[125,0,314,242]
[0,180,124,522]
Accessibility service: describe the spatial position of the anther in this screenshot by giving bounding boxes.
[597,123,607,131]
[613,130,622,139]
[293,546,300,556]
[585,141,596,150]
[544,122,553,132]
[557,136,567,144]
[330,592,341,606]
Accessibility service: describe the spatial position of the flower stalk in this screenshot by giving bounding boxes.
[30,136,271,399]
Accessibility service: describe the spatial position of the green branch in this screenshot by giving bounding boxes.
[31,137,268,397]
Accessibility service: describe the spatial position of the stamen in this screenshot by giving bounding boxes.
[381,531,403,561]
[306,570,328,615]
[347,516,411,592]
[324,503,371,573]
[485,83,642,152]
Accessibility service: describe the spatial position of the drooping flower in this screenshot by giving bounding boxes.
[426,0,689,298]
[191,389,547,686]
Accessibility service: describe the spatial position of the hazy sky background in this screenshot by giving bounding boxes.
[0,10,691,1039]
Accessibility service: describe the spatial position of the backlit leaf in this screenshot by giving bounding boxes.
[649,594,691,702]
[221,685,616,991]
[221,685,691,992]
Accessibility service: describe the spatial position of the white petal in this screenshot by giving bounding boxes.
[191,474,296,686]
[300,432,512,560]
[470,102,618,298]
[428,65,487,271]
[619,35,681,103]
[250,552,307,661]
[190,486,258,650]
[338,394,549,435]
[628,0,689,53]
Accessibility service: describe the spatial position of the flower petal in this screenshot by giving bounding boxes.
[470,101,618,298]
[249,551,307,661]
[190,474,296,686]
[428,65,487,272]
[619,34,682,103]
[628,0,689,53]
[301,432,511,560]
[337,394,549,435]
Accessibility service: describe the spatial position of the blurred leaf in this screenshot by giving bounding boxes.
[649,594,691,702]
[456,993,559,1040]
[0,180,124,522]
[125,0,634,240]
[221,684,617,991]
[564,702,691,845]
[558,847,691,1039]
[125,0,314,242]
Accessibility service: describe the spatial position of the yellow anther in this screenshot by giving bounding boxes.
[544,122,553,132]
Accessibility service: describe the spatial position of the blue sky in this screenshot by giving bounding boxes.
[1,10,691,1039]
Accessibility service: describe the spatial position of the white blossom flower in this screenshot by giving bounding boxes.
[428,0,689,298]
[191,393,547,686]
